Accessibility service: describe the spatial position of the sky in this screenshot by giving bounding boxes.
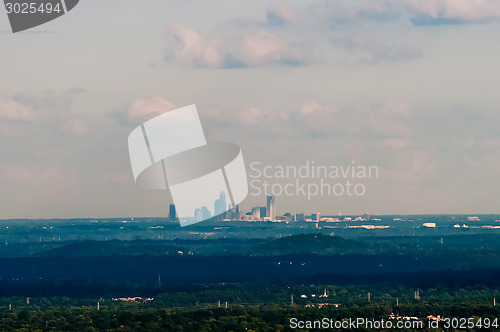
[1,0,500,219]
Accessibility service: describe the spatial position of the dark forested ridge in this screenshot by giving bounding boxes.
[0,233,500,298]
[0,219,499,330]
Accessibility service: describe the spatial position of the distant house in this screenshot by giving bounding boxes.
[389,313,419,320]
[305,303,341,308]
[112,297,154,303]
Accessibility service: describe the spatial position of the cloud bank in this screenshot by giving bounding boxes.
[165,24,312,68]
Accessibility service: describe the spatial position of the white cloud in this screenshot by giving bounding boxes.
[399,0,500,24]
[233,30,312,67]
[240,106,289,125]
[266,3,299,26]
[129,97,176,122]
[0,96,35,122]
[264,1,401,28]
[300,101,324,114]
[63,119,89,136]
[165,24,227,68]
[300,101,338,115]
[13,91,72,116]
[275,0,500,26]
[240,107,265,125]
[165,25,311,68]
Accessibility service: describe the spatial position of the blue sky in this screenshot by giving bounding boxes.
[1,0,500,218]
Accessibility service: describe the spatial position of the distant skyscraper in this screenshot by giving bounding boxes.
[201,207,211,220]
[214,191,227,216]
[251,207,261,220]
[267,196,276,221]
[214,191,227,220]
[296,213,306,222]
[312,213,320,221]
[169,204,177,222]
[364,213,371,221]
[194,208,202,222]
[260,207,267,218]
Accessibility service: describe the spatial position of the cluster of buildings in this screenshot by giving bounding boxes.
[167,195,278,223]
[388,313,419,321]
[167,195,375,224]
[112,297,154,302]
[300,289,329,299]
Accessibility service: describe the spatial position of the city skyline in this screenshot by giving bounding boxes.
[163,195,491,227]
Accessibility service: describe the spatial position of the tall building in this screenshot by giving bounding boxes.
[194,208,202,222]
[201,207,211,220]
[214,191,227,217]
[266,195,276,221]
[312,213,320,221]
[296,213,306,222]
[260,207,267,218]
[168,204,177,222]
[251,207,261,220]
